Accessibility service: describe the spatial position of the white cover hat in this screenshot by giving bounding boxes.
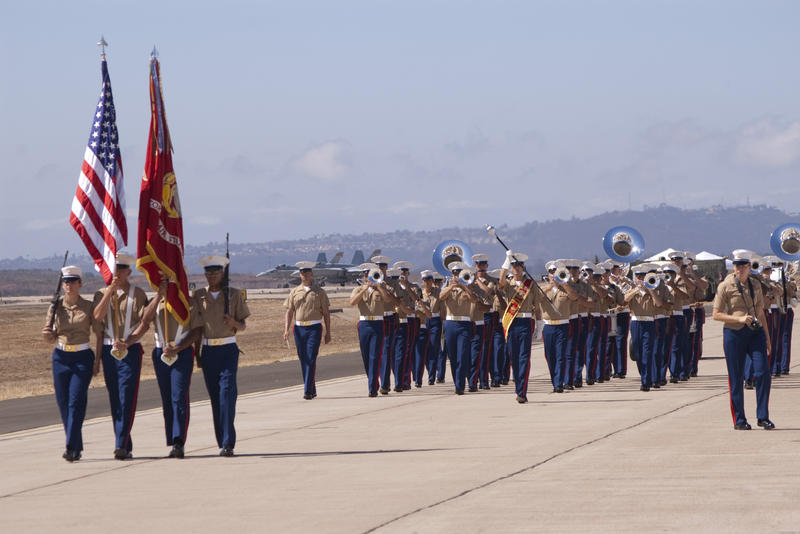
[198,255,230,269]
[61,265,82,280]
[371,255,392,265]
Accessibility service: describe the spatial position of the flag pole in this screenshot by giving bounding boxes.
[97,35,108,58]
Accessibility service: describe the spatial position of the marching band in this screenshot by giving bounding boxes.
[39,226,800,461]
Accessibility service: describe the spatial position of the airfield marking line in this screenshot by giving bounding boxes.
[363,356,800,533]
[0,384,451,500]
[362,388,731,533]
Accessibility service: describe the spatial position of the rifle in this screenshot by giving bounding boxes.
[45,251,69,331]
[223,233,231,316]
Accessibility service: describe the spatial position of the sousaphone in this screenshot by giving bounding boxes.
[432,240,474,278]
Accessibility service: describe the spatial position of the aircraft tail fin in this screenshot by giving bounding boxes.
[351,250,364,265]
[315,252,328,264]
[331,252,344,264]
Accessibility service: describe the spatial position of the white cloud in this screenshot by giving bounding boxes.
[734,118,800,168]
[291,140,351,181]
[23,217,66,231]
[189,215,222,226]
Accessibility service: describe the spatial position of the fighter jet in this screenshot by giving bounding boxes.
[258,250,381,286]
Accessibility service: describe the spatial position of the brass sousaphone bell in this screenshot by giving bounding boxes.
[602,226,645,264]
[770,223,800,262]
[432,240,474,278]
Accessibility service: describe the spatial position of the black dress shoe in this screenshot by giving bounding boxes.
[773,373,781,378]
[172,442,185,459]
[303,394,313,400]
[586,379,595,385]
[455,389,464,395]
[612,373,620,378]
[63,449,79,462]
[618,374,626,379]
[757,419,775,430]
[669,377,679,384]
[690,372,697,377]
[403,384,411,390]
[659,380,667,386]
[652,383,661,389]
[220,446,234,457]
[393,386,403,393]
[734,422,752,430]
[414,383,422,388]
[468,387,478,393]
[380,388,390,395]
[502,379,509,385]
[744,380,754,390]
[491,381,500,388]
[597,378,605,383]
[428,380,435,386]
[368,392,378,397]
[640,385,650,392]
[480,385,490,390]
[566,384,574,390]
[679,376,688,381]
[114,448,132,460]
[555,386,564,393]
[516,395,528,404]
[437,379,445,383]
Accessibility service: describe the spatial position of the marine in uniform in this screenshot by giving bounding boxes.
[393,262,426,389]
[624,264,664,391]
[648,264,673,388]
[609,262,631,378]
[468,254,495,391]
[487,268,508,387]
[581,263,604,386]
[657,264,679,385]
[420,271,444,384]
[744,257,777,388]
[541,261,576,391]
[349,263,391,396]
[778,264,797,374]
[669,251,697,380]
[712,250,774,430]
[498,251,546,402]
[41,266,98,462]
[148,278,203,458]
[193,255,250,456]
[564,260,589,389]
[371,256,411,394]
[439,261,479,394]
[601,262,626,381]
[284,261,332,400]
[684,253,710,376]
[761,258,785,377]
[92,252,150,460]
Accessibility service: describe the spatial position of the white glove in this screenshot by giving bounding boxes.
[502,250,513,270]
[534,319,544,341]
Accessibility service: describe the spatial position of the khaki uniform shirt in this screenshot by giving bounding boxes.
[540,284,572,322]
[93,286,149,342]
[653,283,674,316]
[469,278,494,321]
[395,281,417,319]
[193,287,250,339]
[46,296,97,345]
[570,280,588,316]
[489,276,506,313]
[441,285,474,318]
[501,277,543,316]
[625,287,658,317]
[284,283,330,322]
[350,285,386,317]
[713,273,765,331]
[421,286,442,317]
[672,276,691,309]
[153,300,203,344]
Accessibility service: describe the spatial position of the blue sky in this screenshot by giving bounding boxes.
[2,0,800,258]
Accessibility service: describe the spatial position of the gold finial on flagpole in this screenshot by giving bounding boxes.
[97,35,108,58]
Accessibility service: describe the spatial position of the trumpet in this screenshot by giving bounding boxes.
[553,266,571,284]
[662,272,673,284]
[459,269,475,285]
[750,257,764,275]
[367,267,384,284]
[644,273,660,289]
[580,270,590,281]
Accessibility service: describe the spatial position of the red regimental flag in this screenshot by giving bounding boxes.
[136,55,190,326]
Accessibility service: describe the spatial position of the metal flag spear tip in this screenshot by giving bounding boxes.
[97,35,108,56]
[485,225,496,237]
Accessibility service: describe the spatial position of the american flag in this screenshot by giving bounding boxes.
[69,55,127,284]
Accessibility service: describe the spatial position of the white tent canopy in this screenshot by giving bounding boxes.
[644,248,679,262]
[696,251,725,260]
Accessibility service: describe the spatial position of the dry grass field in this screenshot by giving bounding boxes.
[0,287,361,401]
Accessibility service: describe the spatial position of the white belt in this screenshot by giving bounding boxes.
[295,320,322,326]
[359,315,383,321]
[429,313,440,318]
[770,304,779,310]
[155,340,188,349]
[57,342,90,352]
[655,314,666,319]
[672,311,684,316]
[104,337,140,345]
[569,314,578,319]
[446,315,471,322]
[682,305,690,310]
[544,319,569,325]
[203,336,237,346]
[631,315,654,322]
[517,312,532,318]
[578,313,588,318]
[399,318,408,324]
[420,324,427,329]
[474,320,484,325]
[383,311,394,316]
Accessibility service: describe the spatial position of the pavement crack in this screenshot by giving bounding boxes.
[363,388,730,534]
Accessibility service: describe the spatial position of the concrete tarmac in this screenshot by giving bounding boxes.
[1,320,799,533]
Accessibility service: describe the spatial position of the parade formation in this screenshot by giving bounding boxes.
[37,42,800,462]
